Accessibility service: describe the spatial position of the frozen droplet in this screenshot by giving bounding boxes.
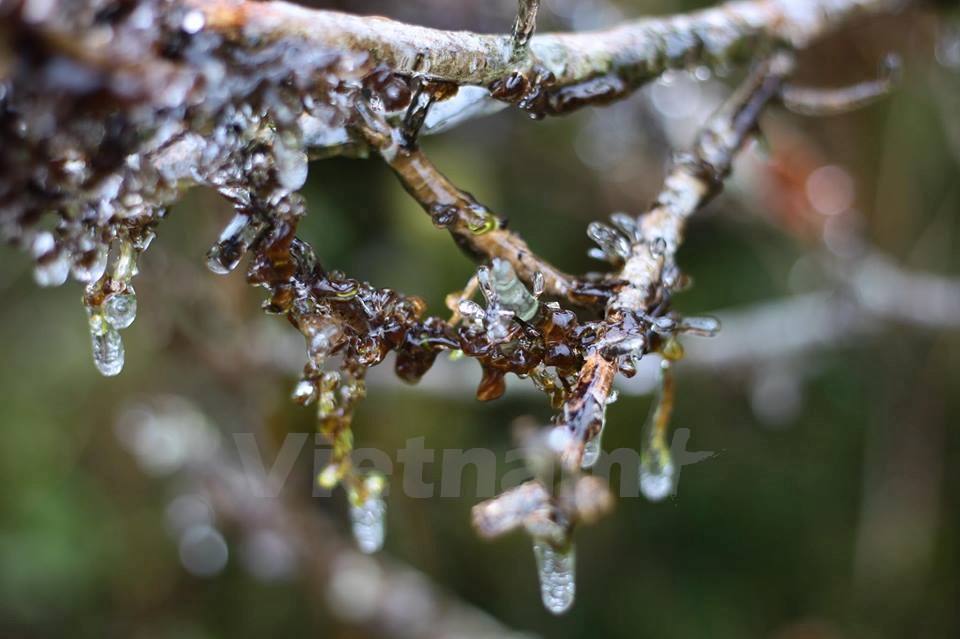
[112,240,138,282]
[609,212,638,240]
[490,258,539,321]
[476,265,496,305]
[533,540,576,614]
[317,464,341,489]
[89,311,125,376]
[422,86,506,135]
[586,221,630,262]
[34,253,71,287]
[457,299,485,324]
[677,315,720,337]
[291,378,318,405]
[305,323,340,360]
[349,475,387,554]
[181,9,205,34]
[206,213,265,274]
[71,245,109,283]
[485,308,515,343]
[104,289,137,329]
[651,315,676,334]
[274,141,309,191]
[640,437,675,502]
[586,247,608,262]
[602,333,645,358]
[532,271,545,297]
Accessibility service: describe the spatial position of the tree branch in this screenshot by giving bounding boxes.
[191,0,903,114]
[556,53,794,470]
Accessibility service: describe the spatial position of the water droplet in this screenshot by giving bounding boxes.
[467,213,497,235]
[661,337,684,361]
[349,474,387,554]
[104,289,137,329]
[533,540,576,614]
[89,310,125,376]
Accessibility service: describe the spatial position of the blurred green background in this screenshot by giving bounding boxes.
[1,1,959,638]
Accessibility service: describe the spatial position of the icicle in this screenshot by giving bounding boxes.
[348,474,387,554]
[581,425,604,469]
[489,258,539,321]
[640,363,676,501]
[87,307,124,376]
[640,436,675,501]
[533,539,576,614]
[206,213,266,274]
[476,264,517,342]
[80,235,146,377]
[582,390,617,469]
[476,265,498,306]
[291,378,319,405]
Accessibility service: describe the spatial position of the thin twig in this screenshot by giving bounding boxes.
[561,53,796,470]
[781,54,901,116]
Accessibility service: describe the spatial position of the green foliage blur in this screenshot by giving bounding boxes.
[1,1,958,638]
